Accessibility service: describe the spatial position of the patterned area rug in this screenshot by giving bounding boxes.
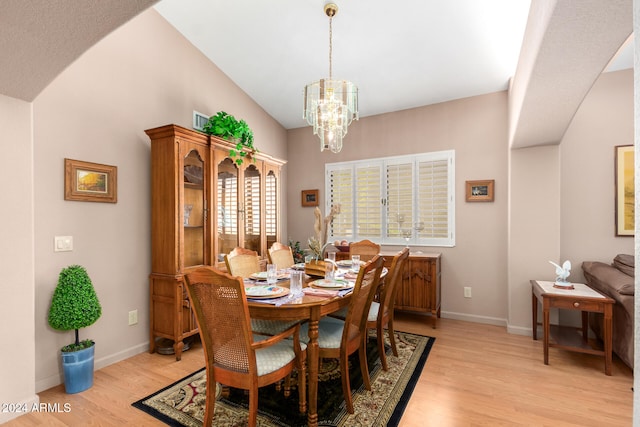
[132,331,434,427]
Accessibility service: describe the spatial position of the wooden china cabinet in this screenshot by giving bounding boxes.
[146,124,284,360]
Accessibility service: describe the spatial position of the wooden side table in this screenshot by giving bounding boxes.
[531,280,614,375]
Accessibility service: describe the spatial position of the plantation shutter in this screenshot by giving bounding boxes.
[328,167,354,238]
[416,156,451,241]
[355,164,382,238]
[326,150,454,247]
[385,160,413,239]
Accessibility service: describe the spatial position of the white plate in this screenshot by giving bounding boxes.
[292,263,306,270]
[245,285,289,299]
[336,260,352,267]
[310,279,354,290]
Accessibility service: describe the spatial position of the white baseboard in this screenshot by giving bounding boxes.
[35,342,149,393]
[0,394,39,424]
[441,310,507,327]
[507,324,533,336]
[95,342,148,371]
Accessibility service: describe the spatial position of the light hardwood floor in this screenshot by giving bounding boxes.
[5,314,633,426]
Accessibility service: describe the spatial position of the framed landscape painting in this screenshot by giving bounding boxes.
[64,158,117,203]
[615,145,634,236]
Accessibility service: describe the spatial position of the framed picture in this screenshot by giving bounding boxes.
[64,158,117,203]
[465,180,494,202]
[301,189,319,207]
[615,145,634,236]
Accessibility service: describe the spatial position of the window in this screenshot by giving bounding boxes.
[326,150,455,247]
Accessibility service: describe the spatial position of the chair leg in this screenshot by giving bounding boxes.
[359,336,372,391]
[203,374,216,427]
[388,317,399,357]
[284,374,291,397]
[340,355,354,413]
[248,385,259,427]
[377,321,388,371]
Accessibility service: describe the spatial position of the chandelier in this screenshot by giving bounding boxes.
[303,3,358,153]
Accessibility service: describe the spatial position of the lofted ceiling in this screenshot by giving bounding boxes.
[154,0,534,130]
[0,0,633,140]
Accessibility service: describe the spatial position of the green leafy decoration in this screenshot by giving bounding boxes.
[202,111,258,165]
[48,265,102,351]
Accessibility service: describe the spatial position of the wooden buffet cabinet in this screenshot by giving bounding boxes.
[146,124,285,360]
[381,251,442,328]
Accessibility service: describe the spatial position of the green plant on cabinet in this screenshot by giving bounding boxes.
[202,111,258,165]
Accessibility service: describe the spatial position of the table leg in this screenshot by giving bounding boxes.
[603,304,612,376]
[532,291,538,340]
[307,313,320,427]
[543,301,550,365]
[581,311,588,344]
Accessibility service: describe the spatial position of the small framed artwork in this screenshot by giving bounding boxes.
[465,180,494,202]
[615,145,634,236]
[301,189,319,207]
[64,158,117,203]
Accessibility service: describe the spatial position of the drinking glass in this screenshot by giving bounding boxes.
[327,251,336,263]
[266,263,277,285]
[290,270,303,297]
[325,262,335,281]
[351,254,360,272]
[402,228,412,247]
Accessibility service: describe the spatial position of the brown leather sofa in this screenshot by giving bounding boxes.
[582,254,634,370]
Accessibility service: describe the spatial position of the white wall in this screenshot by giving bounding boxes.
[31,9,287,391]
[0,95,38,422]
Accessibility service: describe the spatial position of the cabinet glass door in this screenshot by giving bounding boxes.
[243,164,261,253]
[183,150,204,267]
[265,169,277,249]
[217,157,239,258]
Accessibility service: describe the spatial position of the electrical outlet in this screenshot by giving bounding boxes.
[128,310,138,326]
[464,287,472,298]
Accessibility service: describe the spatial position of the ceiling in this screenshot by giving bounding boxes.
[154,0,535,130]
[0,0,632,136]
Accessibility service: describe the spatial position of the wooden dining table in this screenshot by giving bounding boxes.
[247,277,352,427]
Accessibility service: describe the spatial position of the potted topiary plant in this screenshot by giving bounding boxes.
[48,265,102,394]
[202,111,258,165]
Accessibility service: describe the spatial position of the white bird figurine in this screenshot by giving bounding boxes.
[549,260,571,282]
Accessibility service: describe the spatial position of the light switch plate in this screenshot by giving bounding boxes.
[54,236,73,252]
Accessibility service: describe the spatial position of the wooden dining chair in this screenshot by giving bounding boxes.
[367,247,410,370]
[268,242,295,269]
[225,246,298,335]
[349,239,381,261]
[184,267,307,427]
[300,255,384,413]
[224,247,261,279]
